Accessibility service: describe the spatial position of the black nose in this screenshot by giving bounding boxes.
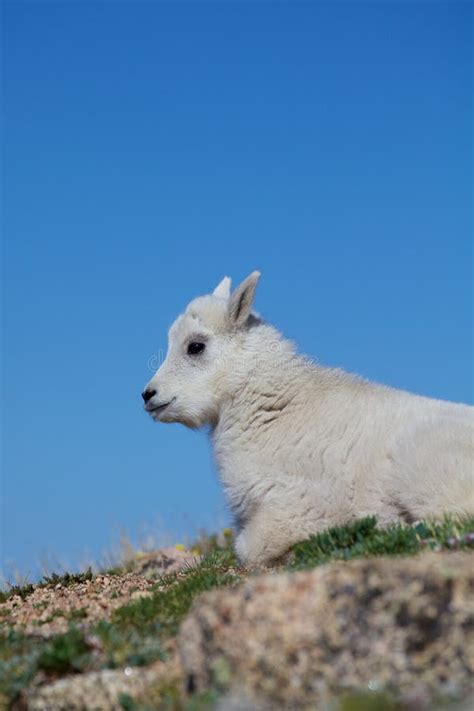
[142,388,156,404]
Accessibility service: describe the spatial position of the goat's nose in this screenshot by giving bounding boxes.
[142,388,156,404]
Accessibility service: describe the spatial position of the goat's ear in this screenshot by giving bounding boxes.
[228,271,261,327]
[213,276,232,299]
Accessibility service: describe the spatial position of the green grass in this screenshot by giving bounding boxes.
[1,518,473,709]
[94,619,167,668]
[36,628,92,676]
[0,629,44,705]
[289,515,474,569]
[110,549,239,637]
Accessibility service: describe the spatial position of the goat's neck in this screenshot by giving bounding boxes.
[217,339,304,430]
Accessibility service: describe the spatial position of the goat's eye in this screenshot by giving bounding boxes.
[187,341,206,356]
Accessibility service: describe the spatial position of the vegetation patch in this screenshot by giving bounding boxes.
[1,518,473,709]
[111,549,240,638]
[36,627,93,676]
[0,628,43,705]
[0,550,239,707]
[94,620,166,669]
[289,515,474,569]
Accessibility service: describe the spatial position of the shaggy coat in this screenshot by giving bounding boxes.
[143,272,474,565]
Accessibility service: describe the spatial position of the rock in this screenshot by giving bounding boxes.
[213,691,271,711]
[131,546,199,579]
[26,656,182,710]
[179,552,474,709]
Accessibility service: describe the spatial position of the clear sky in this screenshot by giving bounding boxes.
[2,1,472,579]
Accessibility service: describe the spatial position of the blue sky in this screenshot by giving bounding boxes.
[2,1,472,578]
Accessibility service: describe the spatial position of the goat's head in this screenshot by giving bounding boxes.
[142,271,261,428]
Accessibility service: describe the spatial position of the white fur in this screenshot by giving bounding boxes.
[143,272,474,565]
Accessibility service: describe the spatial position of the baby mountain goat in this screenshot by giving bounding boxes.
[142,272,474,565]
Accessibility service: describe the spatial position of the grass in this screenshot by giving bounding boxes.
[94,620,166,668]
[110,549,239,637]
[36,628,92,676]
[0,629,44,705]
[289,515,474,569]
[1,517,473,709]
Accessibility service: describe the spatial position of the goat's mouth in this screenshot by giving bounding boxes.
[145,401,171,414]
[144,397,176,419]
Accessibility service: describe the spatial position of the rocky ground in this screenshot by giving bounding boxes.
[2,548,197,639]
[1,517,473,711]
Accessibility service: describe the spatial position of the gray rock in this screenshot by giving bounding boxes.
[179,552,474,709]
[131,546,199,579]
[27,658,181,710]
